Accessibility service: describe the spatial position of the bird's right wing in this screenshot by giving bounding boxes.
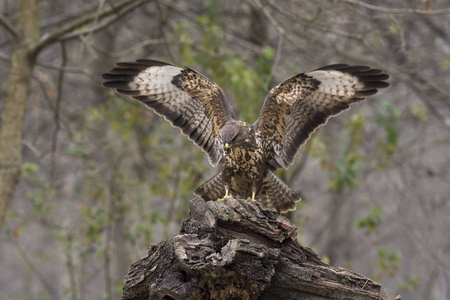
[254,64,389,170]
[102,59,234,166]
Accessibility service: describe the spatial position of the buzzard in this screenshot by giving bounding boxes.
[102,60,389,213]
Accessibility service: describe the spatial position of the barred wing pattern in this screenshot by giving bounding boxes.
[102,60,234,166]
[255,64,390,170]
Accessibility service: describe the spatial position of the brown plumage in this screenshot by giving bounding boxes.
[102,60,389,213]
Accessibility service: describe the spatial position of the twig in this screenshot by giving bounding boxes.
[156,0,177,63]
[40,2,100,30]
[50,41,67,184]
[22,139,43,157]
[249,0,285,35]
[335,0,450,15]
[358,38,450,128]
[409,82,449,128]
[33,70,75,144]
[9,234,57,298]
[36,61,99,82]
[65,233,78,300]
[84,38,176,58]
[59,0,147,43]
[0,53,10,63]
[248,0,298,47]
[265,0,364,40]
[104,155,126,299]
[265,34,283,90]
[0,14,19,39]
[36,0,150,51]
[163,166,182,239]
[76,0,106,55]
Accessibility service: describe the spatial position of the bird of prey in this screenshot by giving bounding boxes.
[102,59,389,213]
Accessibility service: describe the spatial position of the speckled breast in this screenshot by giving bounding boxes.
[223,145,266,196]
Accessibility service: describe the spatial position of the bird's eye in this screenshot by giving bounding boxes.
[230,134,238,143]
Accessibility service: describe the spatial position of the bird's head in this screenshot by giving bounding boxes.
[220,122,248,154]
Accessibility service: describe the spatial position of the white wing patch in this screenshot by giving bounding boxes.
[308,70,362,97]
[130,66,183,95]
[127,66,195,114]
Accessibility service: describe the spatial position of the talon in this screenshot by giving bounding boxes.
[219,187,233,201]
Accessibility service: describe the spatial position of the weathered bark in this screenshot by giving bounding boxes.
[0,45,34,225]
[0,0,39,224]
[122,198,392,300]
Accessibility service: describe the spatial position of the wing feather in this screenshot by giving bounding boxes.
[101,59,234,166]
[254,64,389,170]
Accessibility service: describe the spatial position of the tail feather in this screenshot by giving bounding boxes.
[258,171,301,213]
[194,172,225,201]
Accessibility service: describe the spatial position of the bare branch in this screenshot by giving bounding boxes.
[265,34,283,90]
[36,0,151,51]
[409,82,450,128]
[64,233,78,300]
[265,0,364,40]
[41,3,99,30]
[89,38,178,58]
[22,139,43,157]
[335,0,450,15]
[249,0,285,35]
[9,234,57,298]
[36,61,100,82]
[0,52,10,63]
[50,41,67,184]
[248,0,298,47]
[0,14,19,39]
[58,0,150,43]
[358,38,450,128]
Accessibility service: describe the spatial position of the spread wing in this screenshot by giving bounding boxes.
[102,59,234,166]
[254,64,390,170]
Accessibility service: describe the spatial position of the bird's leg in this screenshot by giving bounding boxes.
[247,184,257,201]
[246,191,256,201]
[219,185,233,201]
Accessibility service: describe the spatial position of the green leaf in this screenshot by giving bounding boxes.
[357,206,382,232]
[22,162,39,176]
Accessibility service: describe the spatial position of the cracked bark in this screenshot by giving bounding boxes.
[122,198,391,300]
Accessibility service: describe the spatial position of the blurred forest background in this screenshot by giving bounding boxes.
[1,0,449,299]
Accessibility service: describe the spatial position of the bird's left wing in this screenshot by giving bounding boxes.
[102,59,234,166]
[254,64,389,171]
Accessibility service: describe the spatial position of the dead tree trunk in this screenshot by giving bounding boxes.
[122,198,394,300]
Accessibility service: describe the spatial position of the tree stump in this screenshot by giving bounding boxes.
[122,198,390,300]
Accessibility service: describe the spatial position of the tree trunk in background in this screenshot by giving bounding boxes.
[0,0,39,225]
